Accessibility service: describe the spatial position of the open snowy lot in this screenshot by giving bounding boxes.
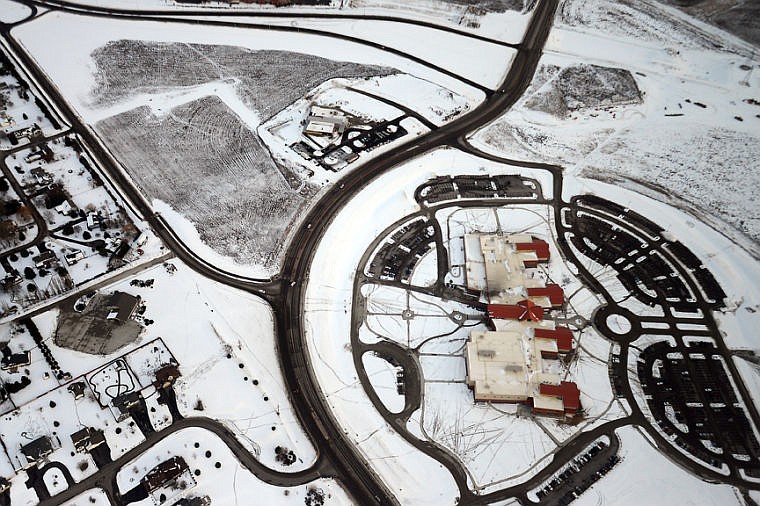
[0,0,31,24]
[573,426,741,505]
[12,12,496,276]
[651,0,760,47]
[96,95,307,276]
[61,488,111,506]
[228,16,518,89]
[344,0,534,42]
[114,427,350,506]
[471,3,760,259]
[23,0,534,45]
[23,259,317,474]
[557,0,752,51]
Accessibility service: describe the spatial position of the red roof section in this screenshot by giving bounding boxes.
[488,300,544,322]
[539,381,581,413]
[515,238,550,261]
[534,326,573,353]
[526,284,565,307]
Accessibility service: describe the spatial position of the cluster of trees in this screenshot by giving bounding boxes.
[304,487,325,506]
[0,196,32,241]
[274,446,297,466]
[0,220,17,241]
[0,199,21,216]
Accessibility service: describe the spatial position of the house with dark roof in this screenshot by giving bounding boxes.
[142,456,189,493]
[1,350,31,372]
[19,436,55,468]
[70,427,106,453]
[67,381,86,400]
[106,291,140,323]
[154,364,181,390]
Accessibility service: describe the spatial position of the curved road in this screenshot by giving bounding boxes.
[1,1,561,505]
[36,416,331,506]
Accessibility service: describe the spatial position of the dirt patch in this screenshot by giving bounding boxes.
[525,64,641,118]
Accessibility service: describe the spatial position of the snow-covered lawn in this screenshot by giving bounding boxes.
[61,488,111,506]
[573,426,739,506]
[0,0,31,23]
[470,1,760,261]
[26,259,317,473]
[237,16,517,89]
[115,427,350,506]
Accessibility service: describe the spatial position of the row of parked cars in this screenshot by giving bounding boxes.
[535,440,619,504]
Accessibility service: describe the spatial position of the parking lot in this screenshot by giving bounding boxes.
[638,340,760,476]
[366,217,437,284]
[414,174,539,207]
[567,195,726,313]
[533,438,620,506]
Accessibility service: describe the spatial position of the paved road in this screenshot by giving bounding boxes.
[23,0,520,50]
[7,0,758,502]
[35,416,332,506]
[0,1,582,505]
[275,2,561,504]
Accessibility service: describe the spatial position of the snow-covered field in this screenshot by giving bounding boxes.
[574,426,740,506]
[0,0,31,23]
[11,11,499,277]
[559,0,759,50]
[471,0,760,260]
[19,259,317,476]
[227,16,517,89]
[345,0,533,43]
[60,488,111,506]
[114,427,350,506]
[22,0,534,45]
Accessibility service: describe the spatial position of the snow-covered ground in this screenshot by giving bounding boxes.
[344,0,533,43]
[11,11,495,277]
[12,11,483,123]
[0,0,31,23]
[303,147,575,503]
[114,427,350,506]
[573,426,740,506]
[470,1,760,261]
[0,374,145,476]
[214,16,517,89]
[60,488,111,506]
[327,74,471,126]
[23,0,533,45]
[18,259,317,476]
[361,352,405,414]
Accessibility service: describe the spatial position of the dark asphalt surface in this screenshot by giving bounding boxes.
[0,1,562,503]
[6,0,757,504]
